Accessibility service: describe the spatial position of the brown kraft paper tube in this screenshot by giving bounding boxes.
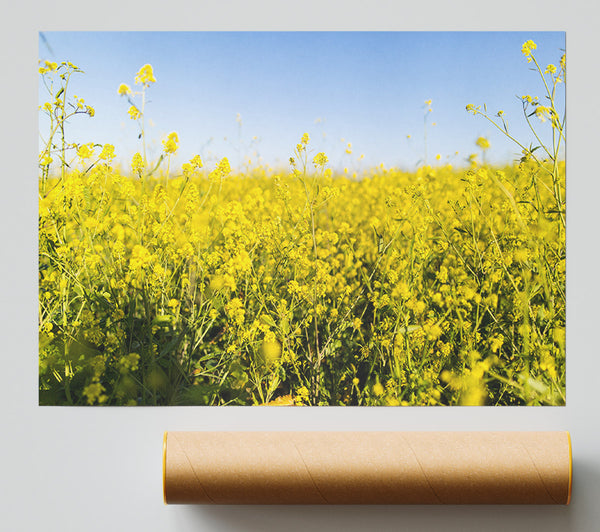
[163,431,572,505]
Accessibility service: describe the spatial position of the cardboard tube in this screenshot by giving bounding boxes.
[163,431,572,505]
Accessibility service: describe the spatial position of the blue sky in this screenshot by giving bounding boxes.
[38,31,565,172]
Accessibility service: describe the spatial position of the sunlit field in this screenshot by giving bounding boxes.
[38,40,566,406]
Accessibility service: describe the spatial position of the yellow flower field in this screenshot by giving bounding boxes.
[38,42,566,406]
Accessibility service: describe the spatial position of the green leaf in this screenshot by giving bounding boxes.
[260,314,276,328]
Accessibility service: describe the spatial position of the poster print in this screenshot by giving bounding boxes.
[38,32,565,406]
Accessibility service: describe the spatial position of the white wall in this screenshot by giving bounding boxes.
[2,2,599,530]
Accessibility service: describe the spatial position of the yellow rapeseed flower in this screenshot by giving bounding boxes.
[521,40,537,62]
[476,137,490,150]
[190,154,203,169]
[99,144,116,161]
[216,157,231,176]
[534,105,556,123]
[162,132,179,154]
[39,60,58,74]
[134,64,156,86]
[83,382,107,405]
[77,143,94,161]
[128,106,141,120]
[118,83,132,96]
[312,152,328,167]
[372,382,384,397]
[131,152,144,174]
[260,337,282,367]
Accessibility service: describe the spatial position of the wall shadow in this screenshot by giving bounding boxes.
[183,503,572,532]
